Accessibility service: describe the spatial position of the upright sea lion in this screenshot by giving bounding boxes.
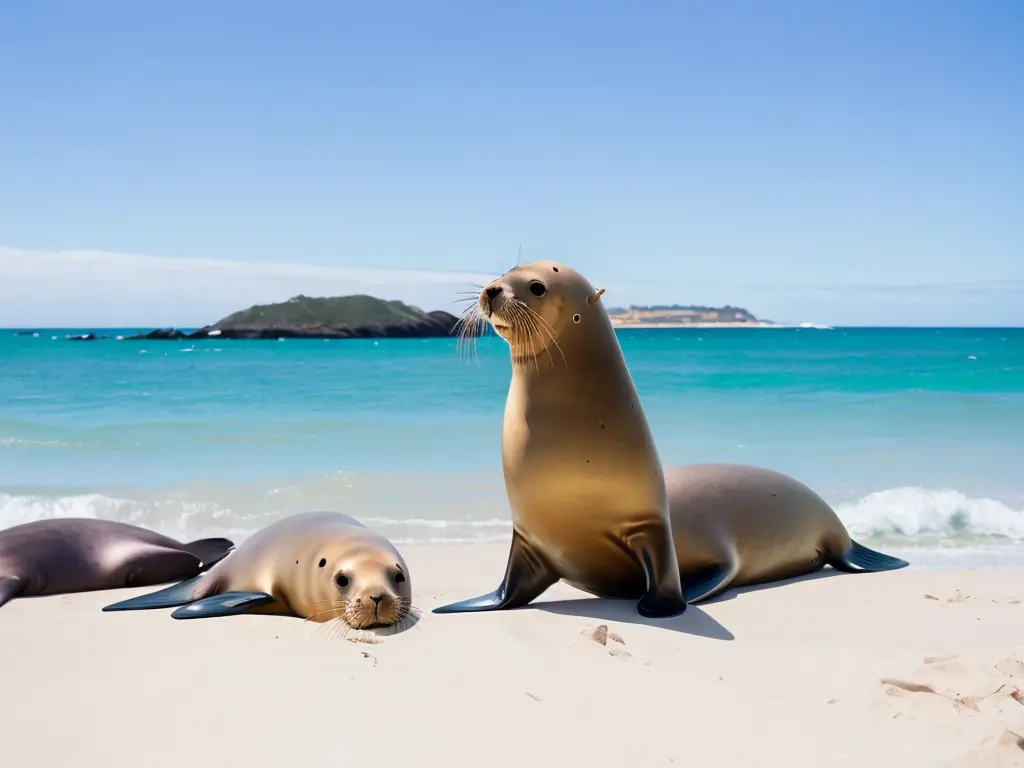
[438,259,688,618]
[0,518,233,609]
[102,511,415,630]
[433,260,907,617]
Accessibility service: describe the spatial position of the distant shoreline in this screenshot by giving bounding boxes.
[608,320,838,329]
[611,321,785,329]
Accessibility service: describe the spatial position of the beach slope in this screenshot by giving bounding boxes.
[1,542,1022,767]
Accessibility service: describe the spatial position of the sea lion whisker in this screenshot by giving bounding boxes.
[506,301,541,374]
[304,605,350,622]
[452,303,484,365]
[518,301,567,369]
[522,304,556,372]
[396,602,422,621]
[509,300,550,374]
[317,615,353,641]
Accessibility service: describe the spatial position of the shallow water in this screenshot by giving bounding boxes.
[2,326,1022,569]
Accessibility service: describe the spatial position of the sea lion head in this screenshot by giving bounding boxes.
[317,545,413,630]
[477,260,607,360]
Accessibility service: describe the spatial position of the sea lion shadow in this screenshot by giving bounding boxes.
[531,598,734,641]
[700,567,843,606]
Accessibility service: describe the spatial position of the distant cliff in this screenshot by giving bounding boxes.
[606,304,773,327]
[125,294,468,340]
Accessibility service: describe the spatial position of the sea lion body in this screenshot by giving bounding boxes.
[434,259,907,617]
[436,260,687,618]
[502,324,672,601]
[103,511,414,630]
[663,463,886,602]
[0,518,233,608]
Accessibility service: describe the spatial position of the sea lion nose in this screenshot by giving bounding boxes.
[484,286,501,301]
[369,594,383,606]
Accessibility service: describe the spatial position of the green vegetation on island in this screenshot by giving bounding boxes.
[212,294,432,329]
[124,294,465,340]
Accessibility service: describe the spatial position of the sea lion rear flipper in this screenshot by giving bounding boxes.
[171,591,275,620]
[432,531,557,614]
[102,575,206,612]
[182,537,235,570]
[0,577,25,608]
[681,557,740,604]
[829,540,909,573]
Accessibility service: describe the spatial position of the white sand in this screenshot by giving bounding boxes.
[2,542,1022,767]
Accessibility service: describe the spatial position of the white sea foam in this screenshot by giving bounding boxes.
[1,486,1022,567]
[1,437,84,447]
[837,487,1024,541]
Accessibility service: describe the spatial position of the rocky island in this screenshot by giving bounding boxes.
[52,296,779,343]
[124,294,470,341]
[606,304,776,328]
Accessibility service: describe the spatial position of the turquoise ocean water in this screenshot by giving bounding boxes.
[2,327,1023,570]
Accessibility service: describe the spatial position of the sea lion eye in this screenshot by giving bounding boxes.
[336,573,349,588]
[529,281,546,297]
[394,571,406,584]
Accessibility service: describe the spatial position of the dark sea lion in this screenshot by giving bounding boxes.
[102,511,416,631]
[433,259,907,617]
[0,518,233,608]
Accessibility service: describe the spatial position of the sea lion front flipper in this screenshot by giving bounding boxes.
[432,531,557,614]
[626,523,688,619]
[182,537,235,570]
[102,575,206,612]
[0,577,25,608]
[828,540,909,573]
[170,591,275,620]
[117,544,207,588]
[681,556,741,604]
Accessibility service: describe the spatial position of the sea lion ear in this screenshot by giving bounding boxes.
[586,288,605,307]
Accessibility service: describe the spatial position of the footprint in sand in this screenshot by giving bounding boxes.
[876,649,1024,763]
[942,728,1024,767]
[995,657,1024,681]
[924,592,1022,607]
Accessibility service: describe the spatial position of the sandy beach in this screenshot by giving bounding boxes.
[1,542,1022,768]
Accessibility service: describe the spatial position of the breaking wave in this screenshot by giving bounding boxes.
[838,487,1024,542]
[2,479,1022,553]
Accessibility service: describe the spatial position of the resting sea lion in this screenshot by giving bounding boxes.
[102,511,415,630]
[0,518,233,608]
[662,462,907,602]
[433,260,907,617]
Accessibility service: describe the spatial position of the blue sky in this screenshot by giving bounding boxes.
[0,1,1020,326]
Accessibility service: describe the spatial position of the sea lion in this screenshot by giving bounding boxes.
[438,259,688,618]
[433,260,907,617]
[102,511,415,630]
[661,462,908,603]
[0,518,233,609]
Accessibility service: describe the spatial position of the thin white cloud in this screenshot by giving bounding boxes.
[2,245,1020,327]
[0,246,493,327]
